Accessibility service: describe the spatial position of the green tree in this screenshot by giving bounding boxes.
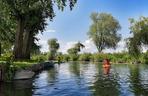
[0,3,15,56]
[67,42,84,55]
[88,12,121,53]
[67,42,84,61]
[127,17,148,59]
[48,38,60,60]
[74,41,85,52]
[1,0,77,60]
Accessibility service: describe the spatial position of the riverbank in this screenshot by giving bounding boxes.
[0,61,54,82]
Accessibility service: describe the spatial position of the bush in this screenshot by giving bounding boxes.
[92,53,107,62]
[144,51,148,64]
[63,54,70,62]
[0,53,13,61]
[79,53,92,61]
[31,54,47,62]
[108,53,133,63]
[69,54,79,61]
[0,56,16,81]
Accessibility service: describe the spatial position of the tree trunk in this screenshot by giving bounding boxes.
[97,46,102,53]
[22,30,33,59]
[22,30,30,59]
[27,32,34,59]
[13,17,24,60]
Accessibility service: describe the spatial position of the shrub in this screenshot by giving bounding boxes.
[1,56,16,81]
[63,54,70,62]
[144,51,148,64]
[92,53,107,62]
[31,54,47,62]
[0,52,13,61]
[79,53,92,61]
[69,54,79,61]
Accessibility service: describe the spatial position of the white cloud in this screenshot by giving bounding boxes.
[59,41,77,53]
[142,46,148,52]
[37,37,127,54]
[104,40,127,53]
[37,39,48,52]
[45,29,56,33]
[81,39,97,53]
[59,39,97,54]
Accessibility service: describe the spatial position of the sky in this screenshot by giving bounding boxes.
[37,0,148,53]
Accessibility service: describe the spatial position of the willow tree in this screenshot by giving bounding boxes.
[127,17,148,59]
[1,0,77,60]
[88,12,121,53]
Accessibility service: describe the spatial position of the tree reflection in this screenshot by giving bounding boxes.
[69,62,81,77]
[0,80,33,96]
[47,66,58,82]
[129,65,148,96]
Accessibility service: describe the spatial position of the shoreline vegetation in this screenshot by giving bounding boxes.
[1,51,147,66]
[0,51,148,82]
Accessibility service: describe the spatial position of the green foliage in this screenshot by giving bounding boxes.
[67,42,84,55]
[1,42,13,54]
[31,43,41,55]
[48,38,60,60]
[67,42,85,61]
[88,12,121,53]
[143,51,148,64]
[31,54,47,62]
[57,52,143,64]
[0,52,13,61]
[14,61,35,70]
[108,53,133,63]
[1,55,16,81]
[56,52,63,63]
[92,53,107,62]
[127,17,148,58]
[63,54,70,62]
[69,54,79,61]
[67,48,78,55]
[0,0,77,60]
[126,38,141,59]
[74,42,85,52]
[79,53,92,61]
[48,52,54,61]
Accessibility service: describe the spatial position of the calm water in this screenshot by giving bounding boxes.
[1,62,148,96]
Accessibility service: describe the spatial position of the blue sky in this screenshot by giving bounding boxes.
[37,0,148,53]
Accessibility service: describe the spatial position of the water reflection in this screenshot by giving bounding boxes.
[1,63,148,96]
[69,62,81,77]
[0,80,33,96]
[129,65,148,96]
[90,63,120,96]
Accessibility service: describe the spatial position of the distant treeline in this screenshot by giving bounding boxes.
[26,52,148,64]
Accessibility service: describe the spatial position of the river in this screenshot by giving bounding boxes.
[1,62,148,96]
